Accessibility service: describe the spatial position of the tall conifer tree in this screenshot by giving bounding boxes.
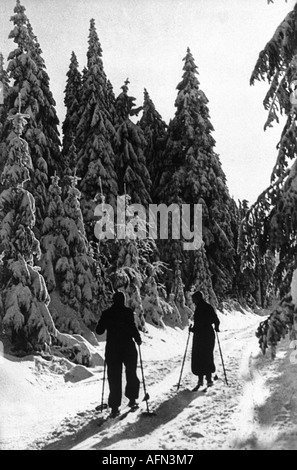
[0,103,56,352]
[157,48,236,301]
[0,53,10,191]
[114,79,152,206]
[2,1,62,236]
[62,51,82,164]
[0,53,10,133]
[58,172,99,328]
[139,88,167,203]
[76,18,118,240]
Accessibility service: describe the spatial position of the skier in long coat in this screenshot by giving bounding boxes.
[190,291,220,390]
[96,291,142,417]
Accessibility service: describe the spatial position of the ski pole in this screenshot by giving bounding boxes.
[176,327,191,391]
[138,344,155,416]
[98,359,108,412]
[216,331,229,386]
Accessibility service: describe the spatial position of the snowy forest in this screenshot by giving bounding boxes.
[0,0,297,366]
[3,0,297,452]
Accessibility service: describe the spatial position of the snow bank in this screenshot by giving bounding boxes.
[0,352,102,450]
[230,333,297,450]
[0,355,49,449]
[140,323,189,361]
[64,364,94,383]
[217,302,260,331]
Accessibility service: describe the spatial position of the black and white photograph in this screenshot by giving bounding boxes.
[0,0,297,453]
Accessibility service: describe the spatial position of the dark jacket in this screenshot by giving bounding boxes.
[96,301,141,359]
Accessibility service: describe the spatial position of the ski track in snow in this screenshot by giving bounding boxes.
[34,317,263,450]
[2,310,297,451]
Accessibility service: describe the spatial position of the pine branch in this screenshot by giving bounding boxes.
[263,64,290,129]
[251,8,297,87]
[271,108,297,180]
[256,295,294,358]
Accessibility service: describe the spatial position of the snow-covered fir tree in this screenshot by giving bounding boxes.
[110,194,171,329]
[76,18,118,239]
[142,261,166,328]
[237,199,275,308]
[0,53,10,133]
[38,172,84,333]
[56,171,100,330]
[1,0,61,237]
[0,103,56,352]
[139,88,167,203]
[112,194,148,331]
[39,173,65,294]
[156,48,237,302]
[62,51,82,162]
[114,79,152,207]
[0,53,10,192]
[26,18,61,173]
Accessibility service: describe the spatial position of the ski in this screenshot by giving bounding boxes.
[96,404,140,427]
[118,404,140,420]
[190,386,207,393]
[190,382,216,393]
[191,374,220,393]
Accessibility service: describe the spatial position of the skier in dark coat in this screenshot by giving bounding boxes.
[190,291,220,390]
[96,291,142,417]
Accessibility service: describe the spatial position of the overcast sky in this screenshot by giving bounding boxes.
[0,0,296,204]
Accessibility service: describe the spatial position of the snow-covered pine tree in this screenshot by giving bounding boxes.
[39,169,104,334]
[39,173,65,294]
[114,79,152,207]
[0,103,56,353]
[139,88,167,203]
[2,0,62,237]
[142,261,166,328]
[157,48,237,302]
[170,259,192,326]
[112,195,146,331]
[256,295,294,359]
[62,51,82,162]
[38,172,81,333]
[190,245,217,306]
[237,199,275,308]
[110,194,168,330]
[239,3,297,354]
[231,199,257,308]
[26,19,61,174]
[76,18,118,239]
[0,53,10,132]
[57,171,100,330]
[0,53,10,192]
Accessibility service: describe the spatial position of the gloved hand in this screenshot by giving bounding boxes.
[136,338,142,346]
[215,326,220,333]
[189,323,194,333]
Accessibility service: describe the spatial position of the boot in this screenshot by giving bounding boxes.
[192,376,203,392]
[128,399,139,409]
[110,407,120,418]
[206,374,213,387]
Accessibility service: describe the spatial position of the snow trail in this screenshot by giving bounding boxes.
[6,309,296,451]
[40,315,262,450]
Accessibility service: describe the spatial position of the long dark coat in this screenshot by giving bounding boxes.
[191,299,220,377]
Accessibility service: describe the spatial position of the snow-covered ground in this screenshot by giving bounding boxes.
[1,306,296,451]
